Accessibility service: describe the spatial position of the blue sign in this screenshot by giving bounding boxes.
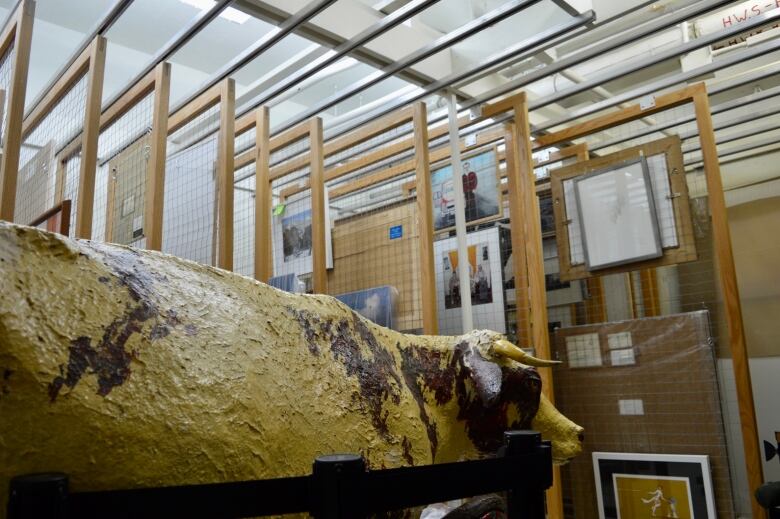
[389,225,403,240]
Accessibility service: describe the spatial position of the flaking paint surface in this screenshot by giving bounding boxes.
[0,222,582,515]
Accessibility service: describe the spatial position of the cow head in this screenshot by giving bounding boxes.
[400,330,583,465]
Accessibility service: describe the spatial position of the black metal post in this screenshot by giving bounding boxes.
[7,473,69,519]
[503,430,551,519]
[310,453,366,519]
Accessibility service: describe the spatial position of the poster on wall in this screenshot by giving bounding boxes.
[442,243,494,309]
[430,147,501,232]
[434,226,505,335]
[272,192,333,278]
[335,286,399,330]
[593,452,716,519]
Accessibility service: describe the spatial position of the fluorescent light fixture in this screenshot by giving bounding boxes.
[179,0,251,24]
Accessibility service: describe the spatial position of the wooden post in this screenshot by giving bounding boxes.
[412,102,437,335]
[254,106,273,283]
[0,0,34,222]
[144,62,171,251]
[693,87,766,519]
[75,36,107,239]
[512,94,563,519]
[216,78,235,271]
[504,125,531,344]
[309,117,327,294]
[639,269,659,317]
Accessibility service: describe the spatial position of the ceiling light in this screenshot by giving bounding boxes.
[179,0,251,24]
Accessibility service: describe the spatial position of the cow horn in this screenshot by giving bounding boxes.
[492,340,560,367]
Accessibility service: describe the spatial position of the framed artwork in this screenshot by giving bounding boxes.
[430,147,501,232]
[272,192,334,278]
[574,156,663,270]
[539,194,555,235]
[593,452,716,519]
[335,286,399,330]
[434,227,505,335]
[550,136,697,281]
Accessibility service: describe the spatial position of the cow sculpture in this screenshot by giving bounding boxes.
[0,222,583,514]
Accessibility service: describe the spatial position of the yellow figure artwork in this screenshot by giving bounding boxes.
[614,475,693,519]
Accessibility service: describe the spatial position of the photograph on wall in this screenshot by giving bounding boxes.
[434,227,505,335]
[539,195,555,235]
[335,286,398,330]
[442,242,493,310]
[430,147,501,232]
[594,452,716,519]
[282,209,312,262]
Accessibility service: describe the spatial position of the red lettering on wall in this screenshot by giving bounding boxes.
[723,16,733,27]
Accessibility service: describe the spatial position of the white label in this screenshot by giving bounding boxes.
[565,333,602,368]
[465,134,477,147]
[538,149,551,163]
[132,215,143,233]
[610,348,636,366]
[607,331,633,350]
[469,106,482,120]
[619,399,644,415]
[640,95,656,110]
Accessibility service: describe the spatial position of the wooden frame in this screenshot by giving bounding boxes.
[55,62,171,247]
[536,82,765,519]
[28,199,71,236]
[0,0,34,222]
[550,136,696,281]
[165,78,235,270]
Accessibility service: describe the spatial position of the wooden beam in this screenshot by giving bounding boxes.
[0,0,33,221]
[504,125,531,345]
[511,93,563,519]
[534,85,699,149]
[639,269,659,317]
[254,106,272,283]
[144,62,171,251]
[324,105,414,157]
[167,82,222,135]
[216,78,235,270]
[309,117,327,294]
[693,86,766,518]
[269,120,310,152]
[235,110,256,137]
[104,167,116,242]
[412,102,437,335]
[75,36,107,239]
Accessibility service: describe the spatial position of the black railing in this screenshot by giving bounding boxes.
[7,430,551,518]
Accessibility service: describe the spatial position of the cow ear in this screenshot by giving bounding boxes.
[464,347,503,407]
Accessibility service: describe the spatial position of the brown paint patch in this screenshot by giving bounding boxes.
[150,324,170,340]
[287,308,321,356]
[183,324,198,336]
[399,345,458,460]
[327,313,402,440]
[401,436,414,466]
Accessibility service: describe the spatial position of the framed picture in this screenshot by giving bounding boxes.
[593,452,716,519]
[334,286,399,330]
[434,226,505,335]
[574,156,663,270]
[430,147,501,232]
[282,210,313,262]
[272,193,334,278]
[550,136,697,282]
[539,194,555,235]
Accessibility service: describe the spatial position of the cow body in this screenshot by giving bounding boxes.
[0,223,582,513]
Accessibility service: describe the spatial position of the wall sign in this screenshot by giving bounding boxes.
[389,225,403,240]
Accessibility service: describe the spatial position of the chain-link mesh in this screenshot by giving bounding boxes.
[14,73,88,227]
[162,104,220,266]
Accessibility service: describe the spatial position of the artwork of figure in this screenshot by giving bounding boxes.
[641,485,665,517]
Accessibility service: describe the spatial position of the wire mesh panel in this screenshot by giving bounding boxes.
[539,103,743,518]
[0,41,16,140]
[233,164,255,277]
[92,93,154,245]
[14,74,88,226]
[162,104,220,266]
[321,122,423,334]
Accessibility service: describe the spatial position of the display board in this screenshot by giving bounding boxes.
[272,192,333,279]
[550,136,696,281]
[430,146,502,232]
[552,311,735,519]
[434,226,505,335]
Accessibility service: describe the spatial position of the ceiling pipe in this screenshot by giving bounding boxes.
[274,0,548,134]
[235,0,441,113]
[685,132,780,167]
[328,0,739,138]
[23,0,136,119]
[591,63,780,152]
[533,10,780,130]
[170,0,339,114]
